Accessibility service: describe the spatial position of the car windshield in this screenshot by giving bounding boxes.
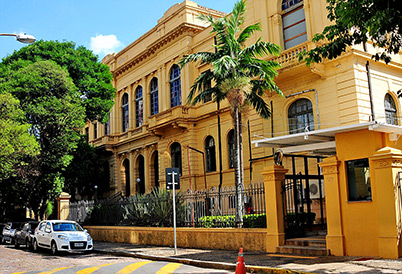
[52,222,83,232]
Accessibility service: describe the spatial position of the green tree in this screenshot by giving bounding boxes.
[63,137,110,202]
[0,93,39,181]
[2,60,86,219]
[0,40,115,122]
[300,0,402,65]
[180,0,282,226]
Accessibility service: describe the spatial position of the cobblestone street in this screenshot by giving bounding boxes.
[0,244,143,273]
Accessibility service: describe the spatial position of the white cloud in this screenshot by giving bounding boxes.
[90,34,123,56]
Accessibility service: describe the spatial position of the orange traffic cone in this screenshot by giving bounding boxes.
[235,247,246,274]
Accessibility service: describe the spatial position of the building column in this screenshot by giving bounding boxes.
[57,192,71,220]
[319,156,344,256]
[261,160,288,252]
[371,147,402,259]
[144,146,151,193]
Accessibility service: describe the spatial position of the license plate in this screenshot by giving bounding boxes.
[74,243,84,247]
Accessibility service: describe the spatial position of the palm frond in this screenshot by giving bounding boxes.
[237,23,262,44]
[179,52,216,68]
[245,89,271,119]
[240,40,281,58]
[186,71,215,105]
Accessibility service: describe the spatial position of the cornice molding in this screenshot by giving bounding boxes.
[114,23,204,77]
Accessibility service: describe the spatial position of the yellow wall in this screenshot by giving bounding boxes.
[85,226,267,252]
[323,130,402,258]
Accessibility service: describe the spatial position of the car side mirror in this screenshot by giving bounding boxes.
[84,229,88,233]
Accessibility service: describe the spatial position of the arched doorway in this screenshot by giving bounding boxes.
[151,151,159,189]
[136,155,145,194]
[123,159,130,197]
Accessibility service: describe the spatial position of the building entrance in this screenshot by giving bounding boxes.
[282,154,326,239]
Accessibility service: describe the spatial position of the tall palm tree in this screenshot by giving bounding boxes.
[180,0,282,226]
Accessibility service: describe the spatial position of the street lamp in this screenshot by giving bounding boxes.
[0,33,36,44]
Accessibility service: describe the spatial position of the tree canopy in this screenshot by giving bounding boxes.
[0,93,39,181]
[1,60,86,219]
[0,40,115,122]
[300,0,402,64]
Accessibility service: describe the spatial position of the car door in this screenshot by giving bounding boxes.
[42,222,52,247]
[35,222,46,246]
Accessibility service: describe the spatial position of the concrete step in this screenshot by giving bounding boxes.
[276,245,329,256]
[285,237,326,248]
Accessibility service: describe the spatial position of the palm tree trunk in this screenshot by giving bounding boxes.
[234,106,243,227]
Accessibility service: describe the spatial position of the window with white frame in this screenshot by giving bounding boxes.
[135,86,143,127]
[150,77,159,115]
[122,93,129,132]
[384,93,398,125]
[170,65,181,107]
[282,0,307,49]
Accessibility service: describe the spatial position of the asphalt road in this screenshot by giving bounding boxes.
[0,244,231,274]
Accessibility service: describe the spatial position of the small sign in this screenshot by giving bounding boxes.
[166,168,180,190]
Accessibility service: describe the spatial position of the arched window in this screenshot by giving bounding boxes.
[150,78,159,115]
[205,136,216,172]
[104,113,110,135]
[135,86,143,127]
[93,122,98,139]
[385,94,398,125]
[282,0,307,49]
[171,142,182,175]
[170,65,181,107]
[228,130,235,169]
[288,98,314,134]
[122,93,129,132]
[123,159,130,197]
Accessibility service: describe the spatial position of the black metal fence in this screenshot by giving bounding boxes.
[74,183,266,228]
[181,183,266,228]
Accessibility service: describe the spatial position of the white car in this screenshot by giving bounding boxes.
[33,220,93,255]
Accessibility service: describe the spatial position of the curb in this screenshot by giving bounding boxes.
[93,249,315,274]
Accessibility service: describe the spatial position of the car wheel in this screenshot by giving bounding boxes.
[33,239,39,252]
[51,241,58,255]
[1,237,4,245]
[14,240,19,248]
[26,238,31,250]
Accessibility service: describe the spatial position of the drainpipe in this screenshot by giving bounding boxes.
[285,89,320,130]
[248,120,252,181]
[363,43,375,121]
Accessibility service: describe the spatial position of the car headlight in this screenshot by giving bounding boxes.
[58,235,69,241]
[86,234,92,241]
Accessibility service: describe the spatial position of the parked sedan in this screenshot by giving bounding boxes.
[14,221,39,249]
[1,222,23,244]
[33,220,93,255]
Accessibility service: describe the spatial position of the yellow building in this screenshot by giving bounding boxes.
[85,0,402,258]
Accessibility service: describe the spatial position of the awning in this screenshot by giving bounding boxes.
[252,122,402,154]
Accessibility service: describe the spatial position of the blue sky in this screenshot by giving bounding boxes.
[0,0,234,61]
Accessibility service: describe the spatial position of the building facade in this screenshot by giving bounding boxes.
[85,0,402,257]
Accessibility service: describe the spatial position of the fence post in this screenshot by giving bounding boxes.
[57,192,71,220]
[319,156,343,256]
[261,160,288,253]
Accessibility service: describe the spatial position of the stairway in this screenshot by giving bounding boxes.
[276,235,328,256]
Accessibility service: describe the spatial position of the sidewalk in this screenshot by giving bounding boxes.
[93,241,402,273]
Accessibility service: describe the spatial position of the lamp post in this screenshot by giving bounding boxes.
[0,33,36,44]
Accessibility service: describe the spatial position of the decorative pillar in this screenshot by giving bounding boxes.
[371,147,402,259]
[319,156,344,256]
[57,192,71,220]
[261,160,288,252]
[144,146,151,193]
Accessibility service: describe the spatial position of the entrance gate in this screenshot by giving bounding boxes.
[282,154,326,239]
